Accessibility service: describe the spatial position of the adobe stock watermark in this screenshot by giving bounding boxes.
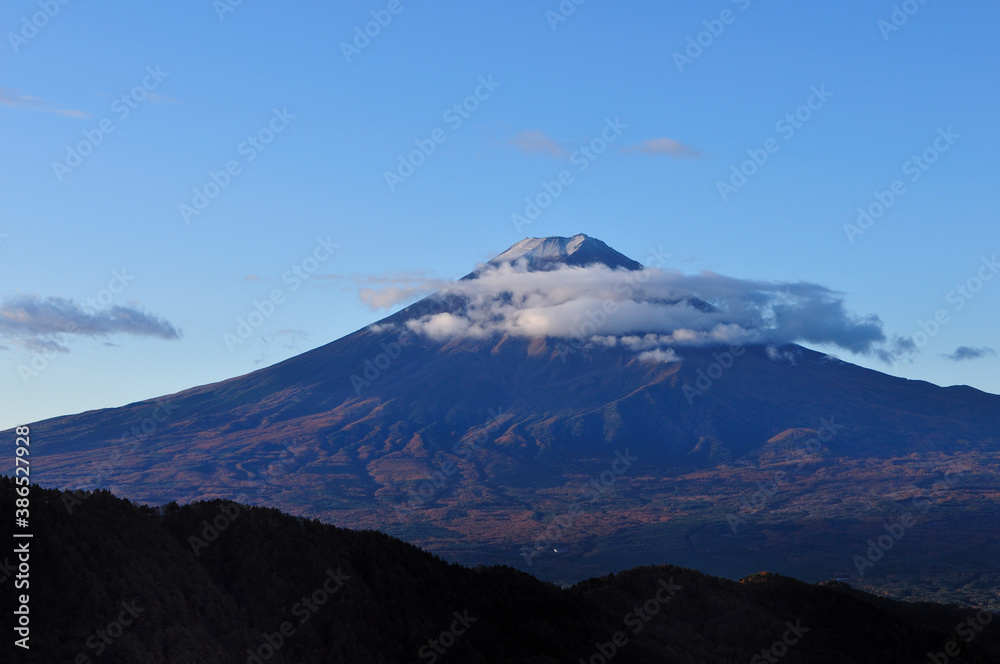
[249,436,310,486]
[184,436,308,553]
[544,0,590,31]
[18,269,135,384]
[245,568,350,664]
[179,107,295,223]
[673,0,752,73]
[904,254,997,351]
[726,416,841,534]
[878,0,933,41]
[577,578,680,664]
[926,610,993,664]
[511,116,627,233]
[682,291,795,404]
[843,127,959,243]
[751,620,809,664]
[213,0,245,21]
[52,66,169,182]
[716,85,833,202]
[340,0,412,63]
[851,462,964,578]
[187,502,241,557]
[63,399,181,513]
[349,328,416,394]
[0,556,16,586]
[394,408,504,520]
[520,449,638,566]
[553,245,673,363]
[385,75,501,192]
[352,282,476,393]
[223,235,339,353]
[74,600,144,662]
[8,0,73,54]
[417,610,477,664]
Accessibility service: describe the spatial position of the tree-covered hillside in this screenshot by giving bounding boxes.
[3,477,998,663]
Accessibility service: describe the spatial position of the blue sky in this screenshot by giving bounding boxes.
[1,1,998,430]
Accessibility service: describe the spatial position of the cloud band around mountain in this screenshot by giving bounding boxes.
[363,263,911,362]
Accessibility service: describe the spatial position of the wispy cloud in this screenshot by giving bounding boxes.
[622,137,702,159]
[146,92,178,105]
[262,328,310,350]
[273,328,309,338]
[364,263,915,363]
[253,329,311,365]
[0,87,87,118]
[313,271,447,309]
[508,130,567,158]
[940,346,996,362]
[51,108,88,118]
[0,295,180,352]
[0,89,44,108]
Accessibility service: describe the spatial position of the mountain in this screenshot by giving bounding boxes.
[4,477,999,663]
[481,233,643,272]
[14,234,1000,607]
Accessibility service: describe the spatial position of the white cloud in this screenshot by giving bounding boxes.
[313,271,446,308]
[364,262,911,363]
[0,87,87,118]
[637,348,680,363]
[508,130,567,158]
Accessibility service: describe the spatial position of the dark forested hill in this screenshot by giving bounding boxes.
[3,477,998,663]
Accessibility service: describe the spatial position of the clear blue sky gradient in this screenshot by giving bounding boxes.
[2,1,998,429]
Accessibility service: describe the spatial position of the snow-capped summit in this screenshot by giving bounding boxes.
[485,234,643,272]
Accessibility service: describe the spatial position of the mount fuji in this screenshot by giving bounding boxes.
[16,234,1000,606]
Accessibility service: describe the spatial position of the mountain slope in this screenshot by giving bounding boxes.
[11,235,1000,606]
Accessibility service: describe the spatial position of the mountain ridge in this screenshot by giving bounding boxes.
[7,476,1000,663]
[11,234,1000,607]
